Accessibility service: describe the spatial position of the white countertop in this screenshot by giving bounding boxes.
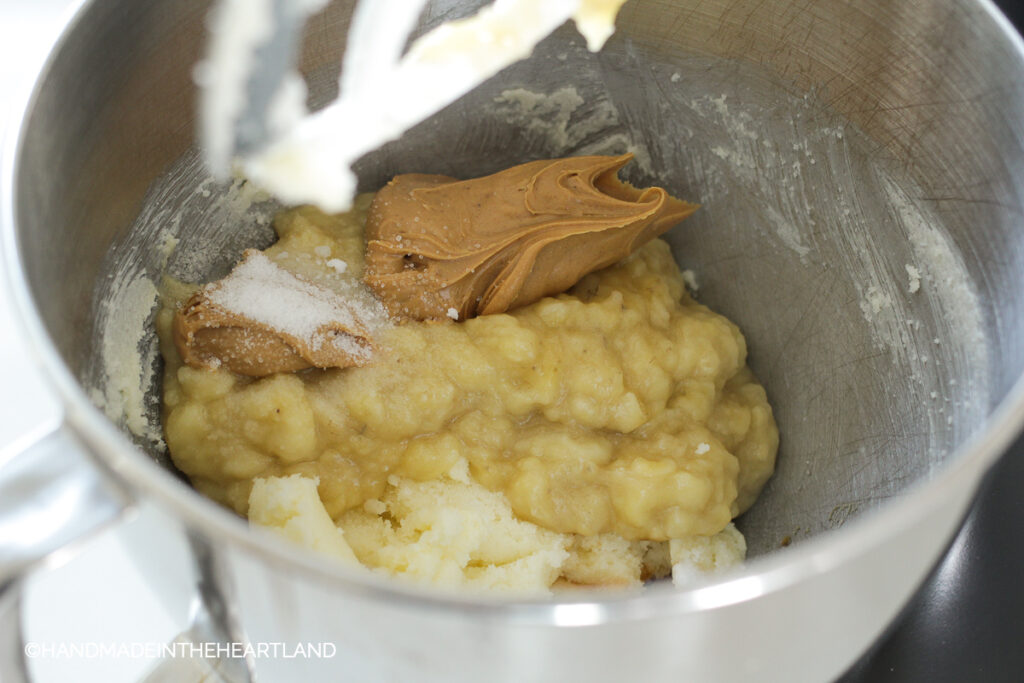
[1,2,185,681]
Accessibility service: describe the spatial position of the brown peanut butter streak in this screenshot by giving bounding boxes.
[364,154,698,321]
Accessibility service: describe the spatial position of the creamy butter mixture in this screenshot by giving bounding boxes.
[158,184,778,590]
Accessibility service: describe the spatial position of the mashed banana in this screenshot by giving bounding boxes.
[158,191,778,592]
[247,467,746,593]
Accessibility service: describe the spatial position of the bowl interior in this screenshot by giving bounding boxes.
[11,0,1024,560]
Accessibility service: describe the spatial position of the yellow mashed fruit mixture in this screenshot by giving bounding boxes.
[158,189,778,594]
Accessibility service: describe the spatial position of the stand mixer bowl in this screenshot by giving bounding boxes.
[4,0,1024,680]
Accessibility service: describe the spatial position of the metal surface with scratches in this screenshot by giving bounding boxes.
[841,2,1024,680]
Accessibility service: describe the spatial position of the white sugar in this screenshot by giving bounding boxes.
[326,258,348,274]
[905,264,921,294]
[446,307,459,321]
[207,251,376,357]
[695,443,710,455]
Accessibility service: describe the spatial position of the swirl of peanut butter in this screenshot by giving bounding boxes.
[363,154,698,320]
[173,250,375,376]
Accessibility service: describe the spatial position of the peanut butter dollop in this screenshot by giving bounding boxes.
[364,154,698,320]
[173,250,375,376]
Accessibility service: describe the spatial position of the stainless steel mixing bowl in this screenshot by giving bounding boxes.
[4,0,1024,680]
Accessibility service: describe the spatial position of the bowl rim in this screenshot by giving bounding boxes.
[4,0,1024,625]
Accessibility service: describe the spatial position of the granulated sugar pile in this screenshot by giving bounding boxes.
[206,250,381,359]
